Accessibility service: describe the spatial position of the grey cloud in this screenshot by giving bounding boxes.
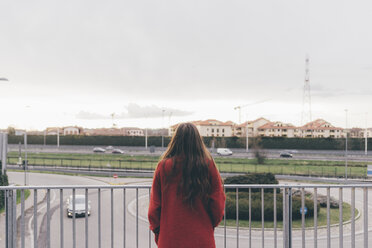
[118,103,193,119]
[76,111,108,120]
[76,103,192,120]
[311,84,372,97]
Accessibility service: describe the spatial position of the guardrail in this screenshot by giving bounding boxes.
[0,184,370,248]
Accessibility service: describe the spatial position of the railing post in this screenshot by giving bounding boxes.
[288,187,292,248]
[283,187,292,248]
[5,190,9,248]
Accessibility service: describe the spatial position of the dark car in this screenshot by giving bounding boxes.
[280,151,293,158]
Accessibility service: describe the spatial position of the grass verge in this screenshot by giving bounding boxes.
[225,202,357,229]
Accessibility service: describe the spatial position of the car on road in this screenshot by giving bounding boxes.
[93,147,106,153]
[112,149,124,154]
[66,195,91,218]
[105,146,114,150]
[280,151,293,158]
[217,148,233,156]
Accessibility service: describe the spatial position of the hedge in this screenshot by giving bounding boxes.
[0,161,9,210]
[224,173,278,193]
[7,135,372,150]
[224,173,317,221]
[225,192,317,221]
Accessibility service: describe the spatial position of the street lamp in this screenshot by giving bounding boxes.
[345,109,348,180]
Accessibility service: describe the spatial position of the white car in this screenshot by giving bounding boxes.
[217,148,233,156]
[93,147,106,153]
[66,195,91,217]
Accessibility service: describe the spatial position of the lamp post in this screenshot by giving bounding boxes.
[365,112,368,156]
[0,78,9,174]
[345,109,348,180]
[162,109,165,148]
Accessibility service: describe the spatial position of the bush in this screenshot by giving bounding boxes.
[0,163,9,210]
[224,173,278,193]
[225,192,318,221]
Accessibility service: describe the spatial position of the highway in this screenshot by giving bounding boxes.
[8,144,372,162]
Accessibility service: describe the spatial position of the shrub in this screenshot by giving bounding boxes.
[0,164,9,210]
[225,192,318,221]
[224,173,278,193]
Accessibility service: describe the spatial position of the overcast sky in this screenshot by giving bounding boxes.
[0,0,371,130]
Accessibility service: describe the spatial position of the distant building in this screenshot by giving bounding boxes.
[258,121,298,137]
[123,127,144,136]
[83,128,124,136]
[299,119,343,138]
[45,127,63,135]
[169,119,235,137]
[234,118,270,137]
[349,127,372,138]
[63,126,83,135]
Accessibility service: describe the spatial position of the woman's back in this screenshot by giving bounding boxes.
[148,157,225,248]
[148,123,225,248]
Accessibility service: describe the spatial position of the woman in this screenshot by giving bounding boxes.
[148,123,225,248]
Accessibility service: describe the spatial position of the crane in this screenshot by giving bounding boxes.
[234,99,271,124]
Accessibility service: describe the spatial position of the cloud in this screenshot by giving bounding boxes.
[75,111,108,120]
[311,84,372,98]
[119,103,193,119]
[76,103,193,120]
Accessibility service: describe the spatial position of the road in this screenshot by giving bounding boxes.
[8,144,372,162]
[2,172,372,247]
[0,172,155,248]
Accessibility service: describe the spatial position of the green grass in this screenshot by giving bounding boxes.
[7,152,369,178]
[225,203,356,229]
[0,188,31,213]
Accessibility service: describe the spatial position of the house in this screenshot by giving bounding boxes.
[257,121,298,137]
[122,127,144,136]
[169,120,235,137]
[63,126,83,135]
[45,127,63,135]
[83,128,125,136]
[299,119,343,138]
[234,118,270,137]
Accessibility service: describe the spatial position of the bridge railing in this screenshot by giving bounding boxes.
[0,184,370,248]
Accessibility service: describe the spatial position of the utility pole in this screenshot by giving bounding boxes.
[162,110,165,148]
[365,112,368,156]
[345,109,348,180]
[24,133,28,185]
[301,55,312,126]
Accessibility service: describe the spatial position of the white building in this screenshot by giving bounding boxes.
[169,119,235,137]
[258,121,298,137]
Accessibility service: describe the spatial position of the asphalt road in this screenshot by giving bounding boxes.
[1,172,155,248]
[8,144,372,162]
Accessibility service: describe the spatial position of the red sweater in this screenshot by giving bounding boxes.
[148,157,225,248]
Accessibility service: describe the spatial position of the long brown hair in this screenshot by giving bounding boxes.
[160,122,212,207]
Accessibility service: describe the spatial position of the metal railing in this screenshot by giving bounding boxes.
[0,184,371,248]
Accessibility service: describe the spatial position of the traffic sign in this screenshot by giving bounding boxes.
[367,165,372,177]
[300,206,308,215]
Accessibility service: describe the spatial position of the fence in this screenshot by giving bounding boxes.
[0,184,371,248]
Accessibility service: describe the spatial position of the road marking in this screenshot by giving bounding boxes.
[28,189,56,248]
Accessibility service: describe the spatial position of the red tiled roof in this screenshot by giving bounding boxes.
[299,119,343,130]
[258,122,296,130]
